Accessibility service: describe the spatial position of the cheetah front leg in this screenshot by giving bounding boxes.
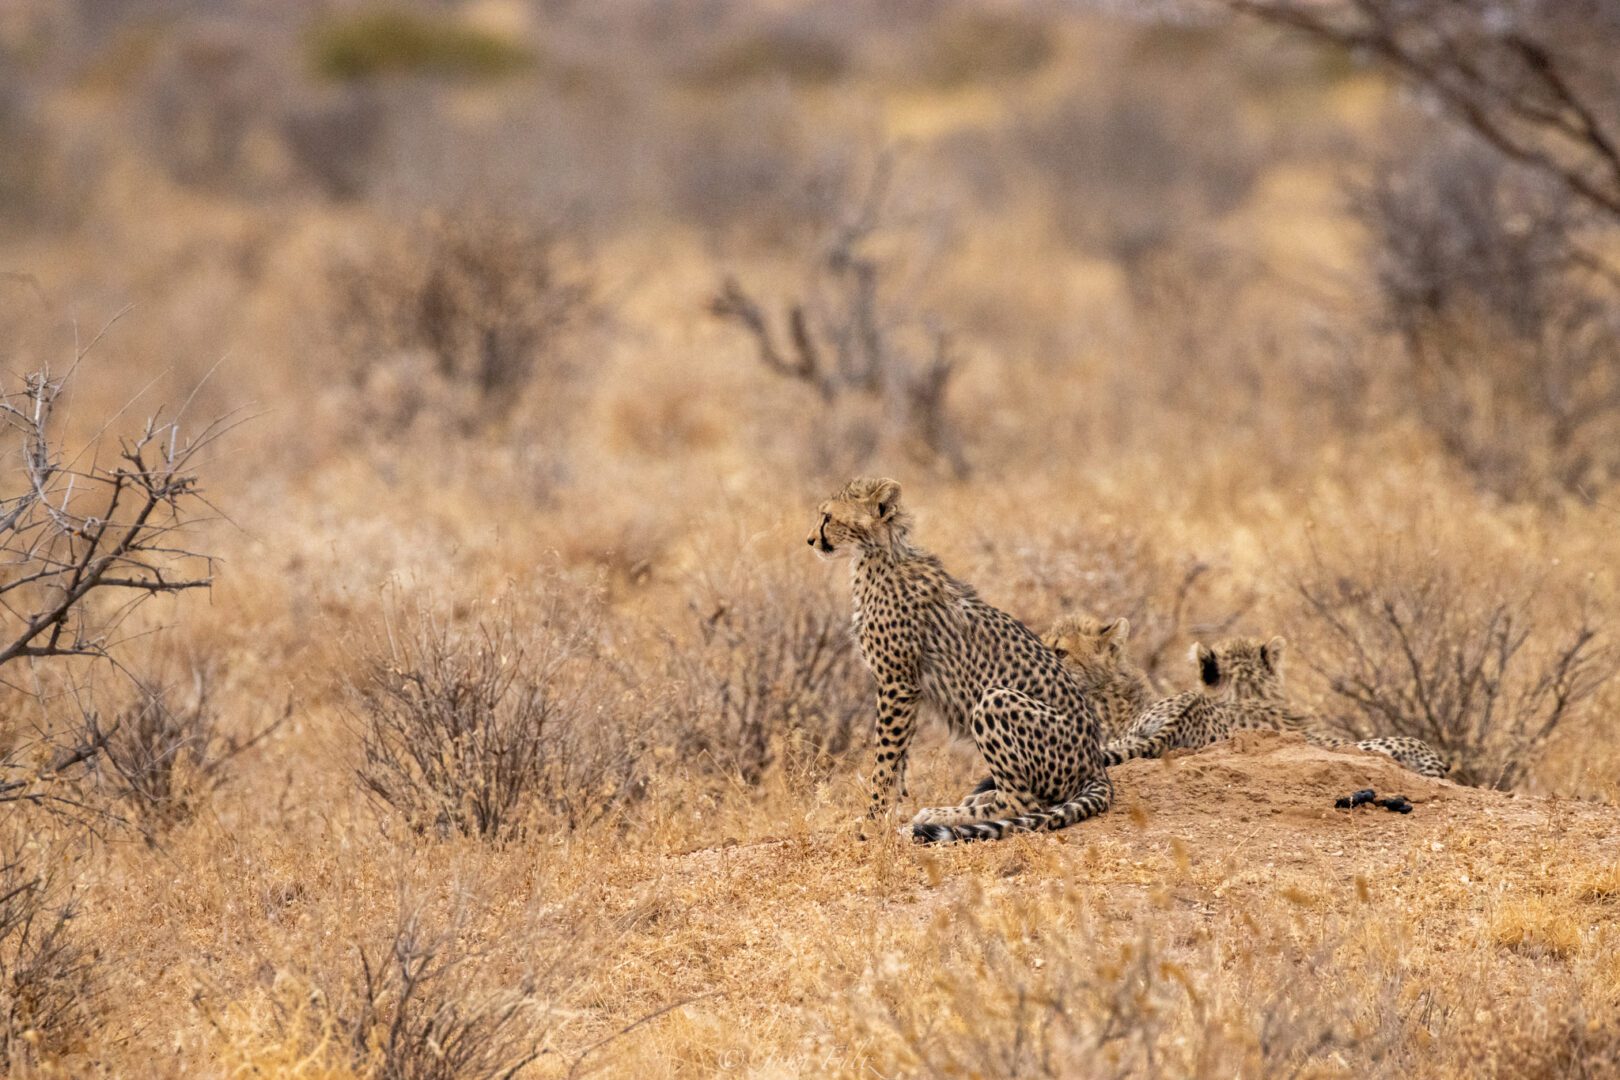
[866,684,920,821]
[1103,702,1197,765]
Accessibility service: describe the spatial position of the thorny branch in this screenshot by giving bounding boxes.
[0,364,226,669]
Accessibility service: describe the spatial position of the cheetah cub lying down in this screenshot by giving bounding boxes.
[809,477,1112,843]
[1046,616,1449,778]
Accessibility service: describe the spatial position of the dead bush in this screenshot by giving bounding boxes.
[1227,0,1620,223]
[710,156,970,478]
[0,348,225,835]
[1458,1002,1620,1079]
[0,845,98,1070]
[349,590,644,839]
[663,95,856,251]
[0,712,110,825]
[138,22,281,192]
[0,68,52,231]
[905,8,1055,89]
[332,214,595,435]
[1354,129,1620,498]
[270,905,552,1080]
[93,663,285,829]
[1293,542,1617,789]
[679,16,850,91]
[1,356,222,670]
[280,85,387,201]
[666,568,868,787]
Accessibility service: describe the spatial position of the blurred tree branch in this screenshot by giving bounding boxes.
[1224,0,1620,222]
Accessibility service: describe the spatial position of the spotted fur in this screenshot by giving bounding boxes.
[1100,633,1449,777]
[809,478,1112,843]
[1040,613,1150,743]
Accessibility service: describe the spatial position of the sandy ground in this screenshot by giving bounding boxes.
[560,731,1619,1074]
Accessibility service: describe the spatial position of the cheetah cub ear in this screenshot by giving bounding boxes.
[871,477,901,519]
[1260,636,1286,675]
[1192,642,1220,687]
[1099,618,1131,655]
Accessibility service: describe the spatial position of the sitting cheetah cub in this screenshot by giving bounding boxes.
[808,477,1112,843]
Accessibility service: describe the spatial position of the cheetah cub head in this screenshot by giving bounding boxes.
[1043,613,1132,684]
[1192,636,1287,701]
[807,477,911,559]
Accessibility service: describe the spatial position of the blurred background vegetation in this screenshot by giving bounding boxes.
[3,1,1620,1074]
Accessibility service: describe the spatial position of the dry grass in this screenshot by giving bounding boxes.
[2,1,1619,1076]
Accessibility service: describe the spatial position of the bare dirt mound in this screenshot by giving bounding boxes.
[654,728,1619,954]
[584,731,1620,1075]
[1108,727,1543,834]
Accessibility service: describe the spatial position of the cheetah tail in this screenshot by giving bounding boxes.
[911,776,1113,845]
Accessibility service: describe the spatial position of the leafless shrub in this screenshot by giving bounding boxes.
[1,354,223,671]
[679,16,851,91]
[93,664,285,829]
[139,22,278,192]
[332,214,595,434]
[0,845,98,1070]
[1293,542,1617,789]
[1228,0,1620,498]
[1459,1000,1620,1079]
[663,96,856,251]
[0,712,110,824]
[300,906,549,1080]
[280,86,387,201]
[666,570,868,787]
[1016,29,1260,267]
[904,7,1055,89]
[0,69,52,230]
[709,157,970,478]
[0,347,224,1061]
[349,591,644,839]
[1353,129,1620,497]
